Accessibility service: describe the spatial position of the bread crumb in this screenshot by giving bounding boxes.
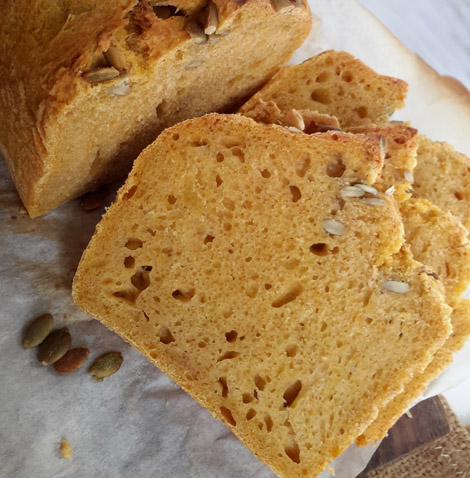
[405,410,413,419]
[61,439,73,459]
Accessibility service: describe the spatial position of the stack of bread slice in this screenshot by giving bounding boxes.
[240,49,470,447]
[73,62,470,476]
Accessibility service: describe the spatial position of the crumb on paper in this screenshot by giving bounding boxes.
[61,439,73,459]
[405,410,413,418]
[326,465,336,476]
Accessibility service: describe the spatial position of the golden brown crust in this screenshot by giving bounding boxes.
[0,0,312,217]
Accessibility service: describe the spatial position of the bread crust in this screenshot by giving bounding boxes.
[0,0,312,217]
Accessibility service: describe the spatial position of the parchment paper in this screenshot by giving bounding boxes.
[1,1,469,477]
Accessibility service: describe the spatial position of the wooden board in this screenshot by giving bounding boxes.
[358,396,450,476]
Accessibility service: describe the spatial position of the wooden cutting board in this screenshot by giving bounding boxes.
[357,396,451,477]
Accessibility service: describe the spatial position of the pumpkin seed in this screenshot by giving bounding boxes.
[22,313,54,349]
[37,328,71,365]
[83,67,120,83]
[88,352,123,382]
[54,347,90,375]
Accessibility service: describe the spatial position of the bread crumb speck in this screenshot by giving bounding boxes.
[61,439,73,459]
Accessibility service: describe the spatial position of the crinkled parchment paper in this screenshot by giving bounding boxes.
[1,1,469,477]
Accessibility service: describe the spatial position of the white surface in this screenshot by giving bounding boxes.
[358,0,470,427]
[357,0,470,88]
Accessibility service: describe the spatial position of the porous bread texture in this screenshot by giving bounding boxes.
[0,0,311,217]
[73,114,451,478]
[413,136,470,230]
[239,108,470,448]
[357,298,470,446]
[400,199,470,305]
[238,50,408,127]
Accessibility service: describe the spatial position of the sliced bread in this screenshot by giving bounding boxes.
[238,50,408,127]
[73,114,451,478]
[357,297,470,445]
[0,0,311,217]
[413,136,470,230]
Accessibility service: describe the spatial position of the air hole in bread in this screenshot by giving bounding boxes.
[365,317,373,325]
[315,71,329,83]
[231,147,245,163]
[264,283,272,290]
[289,185,302,202]
[326,155,346,177]
[158,325,175,344]
[254,374,266,391]
[204,234,215,244]
[245,256,252,262]
[454,191,463,200]
[167,195,177,204]
[156,100,168,117]
[220,407,236,426]
[223,198,235,210]
[223,223,232,231]
[310,88,332,104]
[284,437,301,463]
[285,344,299,357]
[342,71,353,82]
[295,154,311,178]
[221,138,244,149]
[310,243,328,256]
[246,408,256,420]
[216,152,224,162]
[246,285,258,298]
[191,139,208,147]
[125,238,143,250]
[354,106,368,119]
[242,393,254,404]
[283,380,302,407]
[225,330,238,342]
[218,376,228,397]
[264,413,274,432]
[217,351,240,362]
[320,321,327,332]
[123,185,137,201]
[271,284,302,308]
[261,169,271,178]
[131,267,151,291]
[216,175,223,187]
[112,289,137,304]
[172,133,180,141]
[172,288,195,301]
[124,256,135,268]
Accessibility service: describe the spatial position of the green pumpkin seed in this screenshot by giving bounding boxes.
[22,313,54,349]
[37,328,71,365]
[88,352,123,382]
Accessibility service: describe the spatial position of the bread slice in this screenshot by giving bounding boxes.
[413,136,470,230]
[357,297,470,446]
[237,110,470,447]
[0,0,311,217]
[73,114,451,478]
[239,50,408,127]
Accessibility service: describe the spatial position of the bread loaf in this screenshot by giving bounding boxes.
[239,50,408,127]
[0,0,311,217]
[73,114,451,478]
